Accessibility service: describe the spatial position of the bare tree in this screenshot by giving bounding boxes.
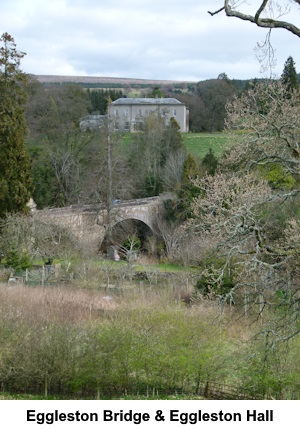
[0,213,84,264]
[186,169,299,343]
[117,233,141,264]
[224,80,300,176]
[161,149,187,192]
[48,132,93,206]
[153,216,181,261]
[133,113,166,196]
[129,113,186,196]
[83,121,135,242]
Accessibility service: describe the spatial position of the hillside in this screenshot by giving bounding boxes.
[34,74,195,87]
[33,73,300,88]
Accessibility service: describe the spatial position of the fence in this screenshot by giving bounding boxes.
[107,380,267,400]
[11,264,73,286]
[49,382,265,400]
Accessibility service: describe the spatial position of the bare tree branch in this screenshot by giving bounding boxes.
[208,1,300,37]
[208,6,225,16]
[255,0,269,23]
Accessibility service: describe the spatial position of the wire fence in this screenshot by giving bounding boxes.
[94,383,264,400]
[10,264,73,286]
[40,382,265,400]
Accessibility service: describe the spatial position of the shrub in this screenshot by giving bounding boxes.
[4,249,32,272]
[195,274,235,301]
[260,163,295,190]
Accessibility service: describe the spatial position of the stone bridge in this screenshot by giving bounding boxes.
[36,195,168,251]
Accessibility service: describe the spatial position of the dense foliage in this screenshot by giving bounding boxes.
[0,33,33,218]
[87,89,123,114]
[0,284,298,399]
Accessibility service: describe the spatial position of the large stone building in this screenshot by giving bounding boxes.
[108,98,189,132]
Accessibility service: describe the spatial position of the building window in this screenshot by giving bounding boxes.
[124,121,130,131]
[114,121,119,130]
[125,109,129,117]
[138,109,142,116]
[137,121,143,130]
[114,109,118,117]
[173,109,177,117]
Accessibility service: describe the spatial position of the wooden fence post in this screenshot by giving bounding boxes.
[55,263,60,282]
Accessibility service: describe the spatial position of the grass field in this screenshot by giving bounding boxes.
[98,260,193,273]
[120,132,230,159]
[182,132,230,159]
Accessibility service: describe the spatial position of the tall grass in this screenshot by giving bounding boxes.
[0,283,298,399]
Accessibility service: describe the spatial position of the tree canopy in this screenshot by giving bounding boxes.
[0,33,33,218]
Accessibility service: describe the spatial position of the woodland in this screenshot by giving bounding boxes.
[0,12,299,400]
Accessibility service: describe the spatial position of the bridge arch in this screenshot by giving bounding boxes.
[110,214,155,233]
[97,196,165,236]
[100,218,154,251]
[36,196,169,253]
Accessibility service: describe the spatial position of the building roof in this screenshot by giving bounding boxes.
[111,97,183,106]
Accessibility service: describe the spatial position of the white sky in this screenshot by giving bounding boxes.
[1,0,299,82]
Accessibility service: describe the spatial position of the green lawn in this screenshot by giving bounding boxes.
[120,132,230,160]
[132,261,193,273]
[182,132,230,159]
[98,259,194,273]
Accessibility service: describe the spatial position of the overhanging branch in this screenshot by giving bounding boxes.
[208,6,225,16]
[208,1,300,38]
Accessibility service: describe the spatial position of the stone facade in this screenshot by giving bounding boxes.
[108,98,189,132]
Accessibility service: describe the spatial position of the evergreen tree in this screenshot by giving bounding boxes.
[88,89,123,114]
[202,148,218,175]
[177,153,200,220]
[0,33,33,217]
[281,56,298,92]
[162,117,184,162]
[149,86,164,98]
[181,153,198,184]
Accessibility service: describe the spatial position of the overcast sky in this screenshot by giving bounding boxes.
[1,0,299,82]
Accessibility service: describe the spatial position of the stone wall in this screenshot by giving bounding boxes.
[37,206,105,252]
